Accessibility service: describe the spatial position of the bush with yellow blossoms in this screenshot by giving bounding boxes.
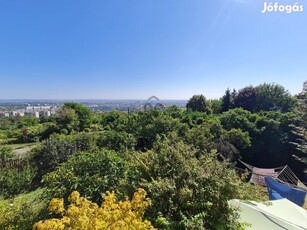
[33,188,156,230]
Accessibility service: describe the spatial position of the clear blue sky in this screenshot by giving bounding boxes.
[0,0,306,99]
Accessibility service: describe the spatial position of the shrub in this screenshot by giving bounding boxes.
[31,138,78,180]
[73,133,97,152]
[123,135,265,229]
[96,130,136,153]
[31,133,98,182]
[0,189,48,230]
[43,150,127,204]
[0,146,14,162]
[0,198,37,229]
[0,166,36,197]
[33,189,156,230]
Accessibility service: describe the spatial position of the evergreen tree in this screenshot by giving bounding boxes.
[221,88,232,112]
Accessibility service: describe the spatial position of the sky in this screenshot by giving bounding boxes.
[0,0,306,100]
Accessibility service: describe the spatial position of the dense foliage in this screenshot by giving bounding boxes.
[0,189,48,230]
[221,83,296,113]
[0,82,305,229]
[293,90,307,156]
[33,189,155,230]
[0,146,14,162]
[31,132,101,181]
[0,166,36,197]
[57,102,93,133]
[186,95,212,113]
[43,150,127,204]
[124,135,263,229]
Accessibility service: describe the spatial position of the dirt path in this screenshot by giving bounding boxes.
[13,147,31,157]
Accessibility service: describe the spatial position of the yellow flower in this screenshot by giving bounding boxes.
[68,191,80,205]
[33,188,156,230]
[48,198,64,215]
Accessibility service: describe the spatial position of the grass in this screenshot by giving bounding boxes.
[5,142,39,150]
[4,187,46,206]
[0,188,49,229]
[3,142,40,158]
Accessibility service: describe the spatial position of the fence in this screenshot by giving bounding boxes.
[0,158,28,171]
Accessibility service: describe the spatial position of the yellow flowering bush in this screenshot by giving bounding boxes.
[33,188,156,230]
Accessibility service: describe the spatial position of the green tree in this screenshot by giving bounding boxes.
[186,125,213,155]
[31,133,98,181]
[233,86,257,112]
[220,108,298,167]
[62,102,93,131]
[210,99,222,114]
[124,135,263,229]
[133,111,183,150]
[96,130,136,153]
[40,122,59,140]
[254,83,296,112]
[31,138,77,180]
[17,123,53,143]
[219,108,259,136]
[164,105,183,119]
[186,95,212,113]
[250,111,298,166]
[221,88,232,112]
[101,111,128,131]
[56,106,80,134]
[292,85,307,162]
[43,150,127,204]
[21,116,39,127]
[181,110,208,128]
[222,128,251,150]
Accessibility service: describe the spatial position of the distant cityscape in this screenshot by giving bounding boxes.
[0,99,187,118]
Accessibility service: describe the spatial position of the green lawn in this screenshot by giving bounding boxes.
[5,142,39,150]
[0,188,48,229]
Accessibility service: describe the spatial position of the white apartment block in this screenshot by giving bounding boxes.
[0,112,9,117]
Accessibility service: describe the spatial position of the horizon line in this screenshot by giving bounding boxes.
[0,98,189,101]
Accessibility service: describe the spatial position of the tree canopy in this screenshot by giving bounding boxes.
[61,102,93,132]
[254,83,296,112]
[0,82,304,230]
[186,94,212,113]
[221,83,297,113]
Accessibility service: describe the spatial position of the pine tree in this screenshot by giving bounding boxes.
[221,88,232,112]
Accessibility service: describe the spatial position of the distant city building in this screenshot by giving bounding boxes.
[33,111,40,118]
[25,111,40,118]
[16,112,25,117]
[0,112,9,117]
[26,106,51,111]
[9,111,17,116]
[39,110,51,117]
[0,100,186,117]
